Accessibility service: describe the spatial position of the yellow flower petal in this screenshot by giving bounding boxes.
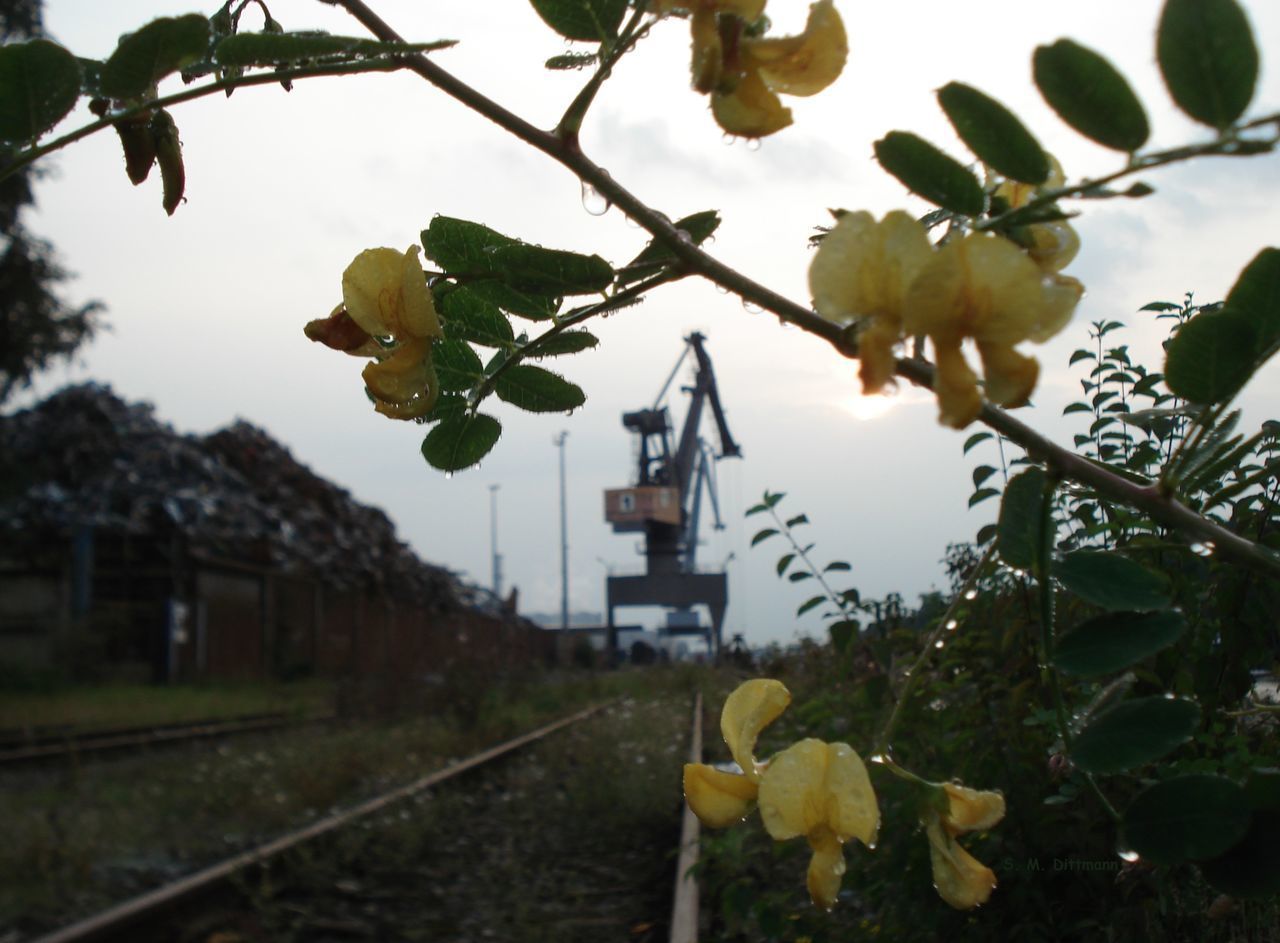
[824,742,879,846]
[1032,273,1084,343]
[806,826,846,911]
[809,210,933,326]
[689,7,723,93]
[721,678,791,781]
[342,246,441,341]
[745,0,847,97]
[976,341,1038,408]
[932,338,982,429]
[684,763,759,828]
[926,816,998,909]
[362,337,433,404]
[1027,220,1079,273]
[758,739,878,846]
[712,68,793,137]
[941,783,1007,834]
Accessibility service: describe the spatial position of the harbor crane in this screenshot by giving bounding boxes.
[603,332,741,657]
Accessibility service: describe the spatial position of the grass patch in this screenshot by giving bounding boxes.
[0,679,335,733]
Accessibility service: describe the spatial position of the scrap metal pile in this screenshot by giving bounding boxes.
[0,383,463,606]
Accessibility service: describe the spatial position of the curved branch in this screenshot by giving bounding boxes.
[329,0,1280,581]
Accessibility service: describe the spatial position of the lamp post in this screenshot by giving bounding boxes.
[554,431,569,631]
[488,484,501,599]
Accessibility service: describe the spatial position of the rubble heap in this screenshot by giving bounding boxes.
[0,383,462,605]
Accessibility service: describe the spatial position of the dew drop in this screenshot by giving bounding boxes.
[580,180,610,217]
[624,214,642,229]
[742,298,764,314]
[722,133,738,146]
[1118,848,1140,864]
[745,137,762,152]
[715,284,731,295]
[868,751,891,765]
[964,589,978,600]
[1190,540,1216,557]
[945,619,958,631]
[444,472,454,480]
[934,639,945,649]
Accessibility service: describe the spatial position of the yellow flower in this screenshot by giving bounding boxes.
[809,210,934,394]
[306,246,444,421]
[991,154,1080,274]
[923,782,1005,910]
[683,679,879,910]
[903,232,1082,428]
[712,0,847,138]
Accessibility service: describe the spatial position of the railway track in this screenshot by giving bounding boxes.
[0,712,335,767]
[22,692,703,943]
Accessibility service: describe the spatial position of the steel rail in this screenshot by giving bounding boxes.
[29,700,611,943]
[0,714,335,767]
[669,691,703,943]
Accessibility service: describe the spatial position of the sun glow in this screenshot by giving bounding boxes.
[841,391,898,422]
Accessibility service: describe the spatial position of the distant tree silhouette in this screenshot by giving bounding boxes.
[1,0,101,404]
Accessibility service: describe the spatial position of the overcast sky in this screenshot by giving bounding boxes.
[14,0,1280,647]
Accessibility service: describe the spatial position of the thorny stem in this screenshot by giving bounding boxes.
[1033,475,1121,823]
[329,0,1280,582]
[873,542,996,757]
[0,59,410,184]
[467,269,687,410]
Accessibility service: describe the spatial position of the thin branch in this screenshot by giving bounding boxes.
[873,542,995,757]
[555,5,655,142]
[467,269,687,410]
[0,59,406,184]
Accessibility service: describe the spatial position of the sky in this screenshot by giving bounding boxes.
[12,0,1280,648]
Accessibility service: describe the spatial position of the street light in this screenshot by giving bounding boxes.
[488,484,502,599]
[554,431,569,631]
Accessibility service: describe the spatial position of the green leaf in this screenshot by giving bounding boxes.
[434,339,485,392]
[1054,609,1188,677]
[972,464,997,489]
[962,432,993,454]
[423,216,517,274]
[823,561,852,573]
[1121,775,1250,865]
[1033,39,1149,152]
[776,553,795,576]
[1164,308,1258,404]
[1200,770,1280,898]
[494,365,584,413]
[617,210,721,285]
[528,0,627,42]
[785,514,809,528]
[751,528,779,547]
[788,571,813,583]
[439,287,514,348]
[873,131,984,216]
[213,32,455,66]
[1070,696,1201,774]
[422,413,502,472]
[0,40,81,143]
[1054,550,1172,610]
[1223,247,1280,353]
[829,620,857,652]
[527,329,599,356]
[100,14,212,99]
[937,82,1048,184]
[468,281,560,321]
[1200,810,1280,898]
[1157,0,1258,129]
[486,244,613,295]
[797,595,825,617]
[997,467,1045,570]
[968,487,1000,508]
[545,52,599,70]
